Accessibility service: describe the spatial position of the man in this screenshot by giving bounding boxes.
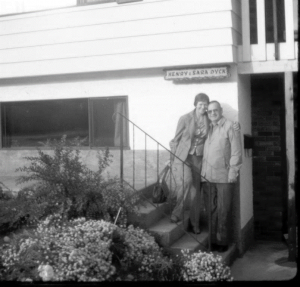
[169,93,210,234]
[201,101,242,252]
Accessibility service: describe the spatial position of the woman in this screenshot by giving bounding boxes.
[169,93,210,234]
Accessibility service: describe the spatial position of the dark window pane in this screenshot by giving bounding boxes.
[265,0,286,43]
[1,99,89,147]
[293,0,298,40]
[250,0,258,44]
[90,97,128,147]
[91,98,115,147]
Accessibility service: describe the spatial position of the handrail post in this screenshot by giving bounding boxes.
[182,165,185,224]
[145,134,147,188]
[133,125,135,190]
[208,182,212,251]
[120,113,124,184]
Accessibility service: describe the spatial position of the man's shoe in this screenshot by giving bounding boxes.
[211,244,219,251]
[217,245,228,253]
[192,227,201,234]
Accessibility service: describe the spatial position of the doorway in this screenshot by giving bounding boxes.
[251,73,287,240]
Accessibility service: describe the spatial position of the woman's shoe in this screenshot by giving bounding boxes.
[170,216,180,223]
[193,227,201,234]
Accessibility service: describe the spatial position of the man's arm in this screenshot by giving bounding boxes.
[228,123,243,183]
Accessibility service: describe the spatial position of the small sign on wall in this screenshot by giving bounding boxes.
[164,66,230,81]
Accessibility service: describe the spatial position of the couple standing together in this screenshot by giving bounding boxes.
[169,93,242,252]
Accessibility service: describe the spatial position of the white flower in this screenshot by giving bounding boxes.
[3,236,10,243]
[39,264,55,281]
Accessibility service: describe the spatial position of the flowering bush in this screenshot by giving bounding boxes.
[181,249,233,282]
[114,225,175,281]
[0,135,142,232]
[0,215,116,281]
[0,215,175,282]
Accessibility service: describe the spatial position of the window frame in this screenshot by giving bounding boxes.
[0,96,129,150]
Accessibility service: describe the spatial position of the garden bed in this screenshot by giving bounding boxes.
[0,136,233,282]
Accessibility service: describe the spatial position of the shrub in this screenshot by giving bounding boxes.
[0,215,175,282]
[0,215,116,281]
[0,186,47,234]
[0,183,13,201]
[113,225,176,281]
[180,249,233,282]
[1,135,142,231]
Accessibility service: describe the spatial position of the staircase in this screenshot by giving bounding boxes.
[127,184,238,267]
[119,113,238,267]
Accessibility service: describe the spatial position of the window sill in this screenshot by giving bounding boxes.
[0,146,131,151]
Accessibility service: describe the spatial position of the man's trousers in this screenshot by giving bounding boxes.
[202,182,234,246]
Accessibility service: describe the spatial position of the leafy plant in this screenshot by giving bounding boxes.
[13,135,142,225]
[0,186,47,234]
[0,182,13,201]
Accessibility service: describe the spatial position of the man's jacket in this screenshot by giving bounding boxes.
[170,110,209,164]
[201,116,242,183]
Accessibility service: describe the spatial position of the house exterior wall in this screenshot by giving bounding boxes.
[237,75,252,229]
[236,74,253,252]
[0,0,240,79]
[5,0,295,256]
[0,65,239,191]
[251,75,287,240]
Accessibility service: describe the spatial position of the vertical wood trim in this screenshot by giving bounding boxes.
[272,0,279,60]
[125,97,130,148]
[0,103,2,148]
[284,71,296,261]
[256,0,266,60]
[88,98,94,147]
[242,0,251,61]
[284,0,295,59]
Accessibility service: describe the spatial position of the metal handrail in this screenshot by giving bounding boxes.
[117,112,212,251]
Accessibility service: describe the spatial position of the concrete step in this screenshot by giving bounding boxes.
[168,230,209,256]
[168,230,238,267]
[128,200,172,229]
[148,211,190,247]
[124,181,156,200]
[213,243,238,267]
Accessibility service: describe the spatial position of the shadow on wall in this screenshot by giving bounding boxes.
[220,103,238,122]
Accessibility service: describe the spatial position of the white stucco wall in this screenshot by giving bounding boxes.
[237,74,253,229]
[0,65,238,150]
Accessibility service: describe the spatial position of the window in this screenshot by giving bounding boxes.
[1,97,129,148]
[249,0,287,44]
[249,0,258,44]
[293,0,298,40]
[264,0,286,43]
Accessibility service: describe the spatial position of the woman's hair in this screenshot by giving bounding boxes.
[194,93,210,106]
